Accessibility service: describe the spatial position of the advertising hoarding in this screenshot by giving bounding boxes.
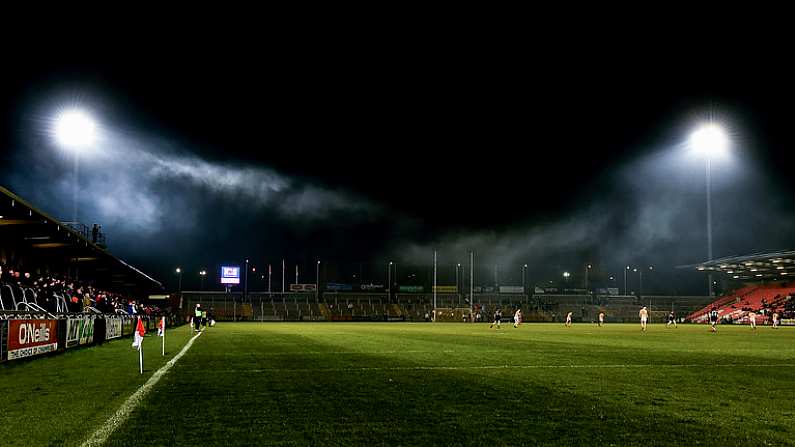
[65,318,95,348]
[105,317,122,340]
[6,319,58,361]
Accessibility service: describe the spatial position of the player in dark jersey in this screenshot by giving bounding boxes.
[709,307,719,332]
[666,311,677,328]
[490,309,502,329]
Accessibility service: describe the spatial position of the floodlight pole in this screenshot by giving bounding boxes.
[72,152,80,223]
[706,158,714,297]
[624,266,629,296]
[470,251,474,320]
[244,259,249,302]
[433,251,437,316]
[281,259,285,294]
[388,261,392,299]
[316,260,320,303]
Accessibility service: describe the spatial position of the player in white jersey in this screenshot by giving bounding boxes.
[565,311,573,327]
[748,311,757,330]
[772,312,780,329]
[598,311,605,327]
[639,307,648,332]
[513,309,522,328]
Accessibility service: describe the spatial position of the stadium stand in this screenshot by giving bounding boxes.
[685,251,795,324]
[687,284,795,324]
[1,186,173,363]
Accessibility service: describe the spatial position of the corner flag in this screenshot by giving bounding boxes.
[131,318,146,349]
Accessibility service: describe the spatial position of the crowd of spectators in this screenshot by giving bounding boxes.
[0,265,162,315]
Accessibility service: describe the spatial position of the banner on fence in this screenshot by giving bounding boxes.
[0,320,6,362]
[105,317,123,340]
[6,319,58,360]
[432,286,458,293]
[122,317,135,336]
[290,284,318,292]
[65,318,95,348]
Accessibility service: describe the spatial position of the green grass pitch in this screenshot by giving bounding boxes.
[2,322,795,446]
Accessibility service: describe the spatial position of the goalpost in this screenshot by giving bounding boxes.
[433,307,473,322]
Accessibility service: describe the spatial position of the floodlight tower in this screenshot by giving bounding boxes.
[689,123,729,296]
[53,109,98,223]
[175,268,182,294]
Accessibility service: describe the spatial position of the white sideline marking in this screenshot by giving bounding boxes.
[212,363,795,373]
[81,331,203,447]
[253,350,457,356]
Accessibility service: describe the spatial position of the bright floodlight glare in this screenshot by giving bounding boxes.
[54,109,97,149]
[689,123,729,158]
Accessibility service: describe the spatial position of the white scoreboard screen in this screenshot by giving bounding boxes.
[220,265,241,284]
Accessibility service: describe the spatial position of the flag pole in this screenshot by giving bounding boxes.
[161,317,165,356]
[139,342,143,374]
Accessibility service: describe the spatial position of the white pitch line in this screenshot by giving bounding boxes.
[209,363,795,373]
[251,350,457,356]
[81,331,203,447]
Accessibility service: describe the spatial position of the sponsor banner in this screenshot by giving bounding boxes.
[326,283,353,291]
[543,287,560,294]
[534,287,545,294]
[607,287,619,296]
[482,287,495,293]
[105,317,123,340]
[399,285,424,293]
[7,319,58,361]
[65,318,95,348]
[499,286,525,294]
[432,285,458,293]
[0,320,6,362]
[289,284,318,292]
[781,319,795,326]
[360,283,385,292]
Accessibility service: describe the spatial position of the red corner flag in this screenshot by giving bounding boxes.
[131,318,146,350]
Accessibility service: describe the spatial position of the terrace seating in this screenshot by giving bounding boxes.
[687,285,795,323]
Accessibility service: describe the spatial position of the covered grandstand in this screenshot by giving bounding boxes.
[685,251,795,324]
[0,185,161,296]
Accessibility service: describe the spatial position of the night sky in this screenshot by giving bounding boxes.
[1,39,793,294]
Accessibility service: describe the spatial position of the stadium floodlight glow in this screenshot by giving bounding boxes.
[689,123,729,158]
[176,267,181,273]
[53,109,97,150]
[562,271,571,278]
